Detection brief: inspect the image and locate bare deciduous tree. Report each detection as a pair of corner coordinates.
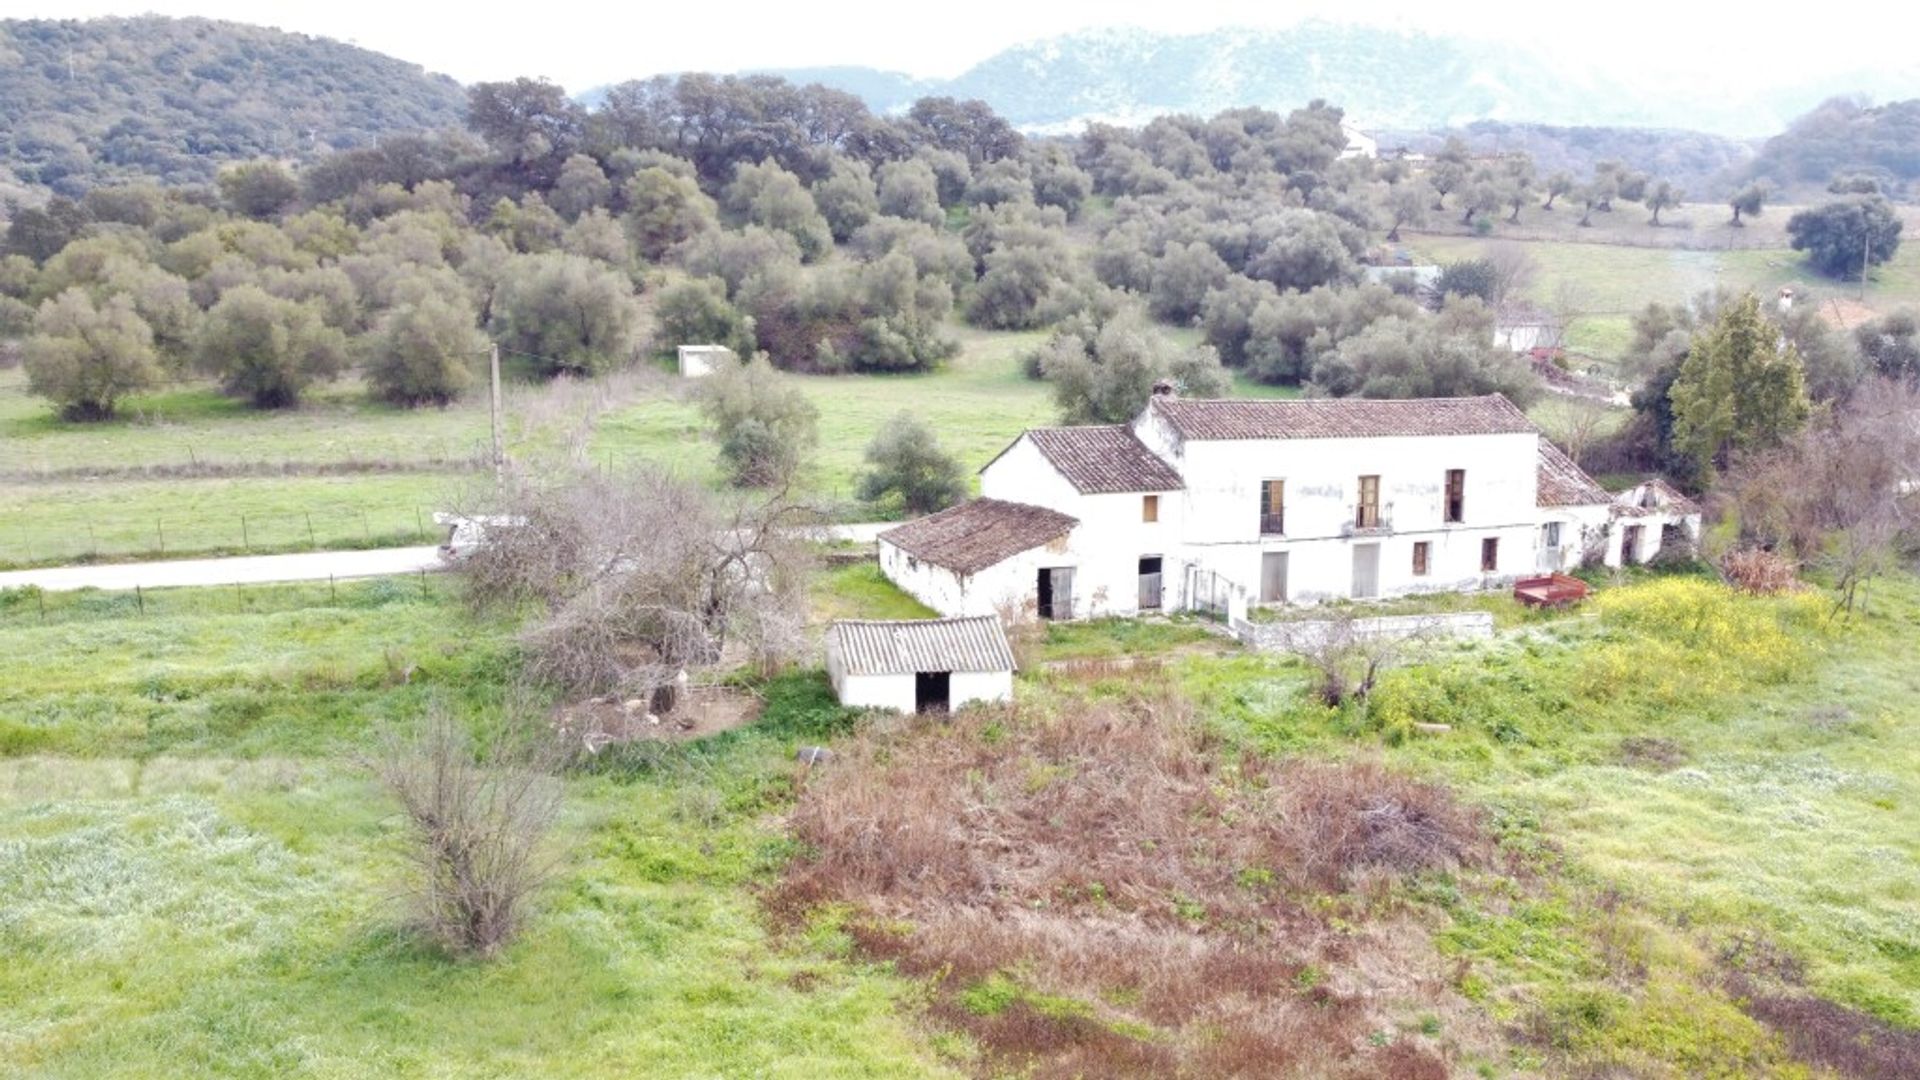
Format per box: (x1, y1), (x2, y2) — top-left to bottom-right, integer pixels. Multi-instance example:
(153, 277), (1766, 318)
(369, 705), (563, 957)
(1724, 377), (1920, 614)
(1282, 609), (1440, 709)
(455, 464), (813, 698)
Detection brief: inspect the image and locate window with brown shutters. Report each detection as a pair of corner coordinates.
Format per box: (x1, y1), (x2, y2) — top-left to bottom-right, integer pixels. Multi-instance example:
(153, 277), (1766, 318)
(1356, 475), (1381, 529)
(1412, 541), (1430, 576)
(1259, 480), (1285, 535)
(1445, 469), (1466, 523)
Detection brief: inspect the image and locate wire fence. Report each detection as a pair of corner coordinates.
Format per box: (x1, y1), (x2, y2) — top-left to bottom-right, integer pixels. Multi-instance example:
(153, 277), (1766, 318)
(0, 505), (446, 568)
(0, 573), (451, 628)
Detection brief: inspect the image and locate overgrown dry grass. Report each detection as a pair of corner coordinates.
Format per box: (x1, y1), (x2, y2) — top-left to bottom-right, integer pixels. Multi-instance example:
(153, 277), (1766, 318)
(773, 696), (1490, 1078)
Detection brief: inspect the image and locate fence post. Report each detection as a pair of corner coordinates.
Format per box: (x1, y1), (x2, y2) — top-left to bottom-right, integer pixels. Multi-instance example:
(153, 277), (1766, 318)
(306, 512), (316, 549)
(37, 590), (46, 622)
(156, 519), (165, 555)
(241, 514), (250, 552)
(361, 510), (371, 544)
(329, 574), (337, 604)
(415, 507), (425, 541)
(136, 584), (144, 616)
(419, 569), (429, 598)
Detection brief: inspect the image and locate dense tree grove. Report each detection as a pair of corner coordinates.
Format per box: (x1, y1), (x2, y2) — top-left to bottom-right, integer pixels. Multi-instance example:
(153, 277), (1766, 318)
(12, 60), (1891, 459)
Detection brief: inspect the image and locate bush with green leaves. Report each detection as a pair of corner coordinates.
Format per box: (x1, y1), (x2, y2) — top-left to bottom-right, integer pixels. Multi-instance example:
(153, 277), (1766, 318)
(723, 159), (833, 262)
(656, 276), (756, 359)
(697, 352), (819, 487)
(194, 284), (348, 408)
(488, 252), (640, 377)
(856, 412), (967, 514)
(1041, 307), (1230, 423)
(622, 165), (718, 261)
(1787, 196), (1903, 280)
(363, 284), (485, 406)
(23, 288), (163, 420)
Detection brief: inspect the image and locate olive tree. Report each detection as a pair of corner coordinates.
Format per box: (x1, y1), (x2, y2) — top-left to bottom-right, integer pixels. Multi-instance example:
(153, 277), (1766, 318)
(698, 352), (819, 487)
(856, 411), (967, 514)
(194, 285), (348, 408)
(489, 253), (641, 376)
(623, 166), (718, 261)
(364, 285), (486, 406)
(655, 275), (756, 358)
(24, 288), (163, 420)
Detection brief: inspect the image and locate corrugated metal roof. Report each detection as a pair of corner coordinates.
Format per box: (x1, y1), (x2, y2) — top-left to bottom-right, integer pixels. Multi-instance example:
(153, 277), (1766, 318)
(1149, 394), (1538, 441)
(878, 498), (1078, 575)
(1537, 440), (1612, 507)
(830, 617), (1016, 676)
(1019, 426), (1185, 494)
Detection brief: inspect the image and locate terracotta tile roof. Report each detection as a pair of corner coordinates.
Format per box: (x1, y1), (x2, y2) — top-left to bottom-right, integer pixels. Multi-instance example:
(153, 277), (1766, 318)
(878, 498), (1078, 576)
(1615, 477), (1701, 517)
(829, 616), (1016, 676)
(1537, 440), (1612, 507)
(1148, 394), (1537, 441)
(1016, 426), (1185, 494)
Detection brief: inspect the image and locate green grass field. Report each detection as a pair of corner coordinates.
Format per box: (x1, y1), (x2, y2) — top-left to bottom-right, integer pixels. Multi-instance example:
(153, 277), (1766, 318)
(0, 578), (956, 1077)
(0, 326), (1072, 564)
(1183, 573), (1920, 1040)
(4, 566), (1917, 1075)
(1409, 226), (1920, 367)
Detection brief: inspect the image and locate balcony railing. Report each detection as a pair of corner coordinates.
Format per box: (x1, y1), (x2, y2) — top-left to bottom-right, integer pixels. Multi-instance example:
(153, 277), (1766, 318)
(1258, 512), (1286, 536)
(1340, 502), (1394, 537)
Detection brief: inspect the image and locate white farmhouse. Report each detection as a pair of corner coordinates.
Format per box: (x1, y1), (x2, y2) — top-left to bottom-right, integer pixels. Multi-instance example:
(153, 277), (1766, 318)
(1339, 124), (1378, 160)
(878, 391), (1700, 622)
(826, 617), (1016, 713)
(676, 344), (734, 378)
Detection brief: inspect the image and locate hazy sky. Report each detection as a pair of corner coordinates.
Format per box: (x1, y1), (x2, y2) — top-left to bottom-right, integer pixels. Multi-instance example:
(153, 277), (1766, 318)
(27, 1), (1920, 92)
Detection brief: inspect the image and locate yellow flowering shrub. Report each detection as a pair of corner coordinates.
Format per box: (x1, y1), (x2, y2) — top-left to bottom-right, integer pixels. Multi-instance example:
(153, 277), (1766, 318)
(1585, 578), (1818, 695)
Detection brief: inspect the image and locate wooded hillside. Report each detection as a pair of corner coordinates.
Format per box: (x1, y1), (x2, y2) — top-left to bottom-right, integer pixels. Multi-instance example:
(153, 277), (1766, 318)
(0, 16), (467, 194)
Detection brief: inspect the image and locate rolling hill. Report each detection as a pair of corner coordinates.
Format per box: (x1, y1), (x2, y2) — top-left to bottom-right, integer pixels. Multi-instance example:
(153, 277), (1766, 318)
(751, 22), (1919, 139)
(0, 16), (468, 194)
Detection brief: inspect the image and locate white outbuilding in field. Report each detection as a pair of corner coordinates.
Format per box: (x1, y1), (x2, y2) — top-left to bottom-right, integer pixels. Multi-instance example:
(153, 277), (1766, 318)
(826, 616), (1016, 714)
(677, 344), (735, 378)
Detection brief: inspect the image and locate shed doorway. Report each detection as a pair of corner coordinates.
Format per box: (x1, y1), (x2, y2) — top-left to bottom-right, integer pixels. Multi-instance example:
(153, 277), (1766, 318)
(1622, 524), (1645, 565)
(914, 671), (950, 714)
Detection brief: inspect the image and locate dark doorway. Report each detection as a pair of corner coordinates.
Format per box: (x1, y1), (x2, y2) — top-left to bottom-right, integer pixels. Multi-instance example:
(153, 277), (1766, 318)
(1036, 567), (1074, 620)
(914, 671), (950, 714)
(1622, 525), (1645, 565)
(1138, 556), (1163, 610)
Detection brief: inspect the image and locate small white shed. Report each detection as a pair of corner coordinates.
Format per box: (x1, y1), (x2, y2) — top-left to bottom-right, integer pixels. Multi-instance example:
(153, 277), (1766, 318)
(677, 344), (735, 378)
(826, 616), (1016, 714)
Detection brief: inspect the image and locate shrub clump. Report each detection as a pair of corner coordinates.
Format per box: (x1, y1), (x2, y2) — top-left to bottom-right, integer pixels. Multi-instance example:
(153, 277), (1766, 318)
(773, 696), (1484, 1078)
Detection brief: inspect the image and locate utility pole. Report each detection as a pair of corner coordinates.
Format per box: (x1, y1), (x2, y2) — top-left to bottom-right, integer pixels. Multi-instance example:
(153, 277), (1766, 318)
(488, 342), (504, 486)
(1860, 231), (1871, 302)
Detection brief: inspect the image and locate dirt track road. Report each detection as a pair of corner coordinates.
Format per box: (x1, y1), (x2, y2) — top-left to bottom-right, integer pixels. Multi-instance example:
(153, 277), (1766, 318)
(0, 523), (896, 594)
(0, 546), (444, 593)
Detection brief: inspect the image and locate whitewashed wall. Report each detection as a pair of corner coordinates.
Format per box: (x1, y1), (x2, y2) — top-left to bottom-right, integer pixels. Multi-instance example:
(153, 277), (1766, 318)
(828, 668), (1012, 713)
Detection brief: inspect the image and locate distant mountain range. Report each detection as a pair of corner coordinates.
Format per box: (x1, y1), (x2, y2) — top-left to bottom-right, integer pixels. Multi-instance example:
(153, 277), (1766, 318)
(740, 23), (1920, 139)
